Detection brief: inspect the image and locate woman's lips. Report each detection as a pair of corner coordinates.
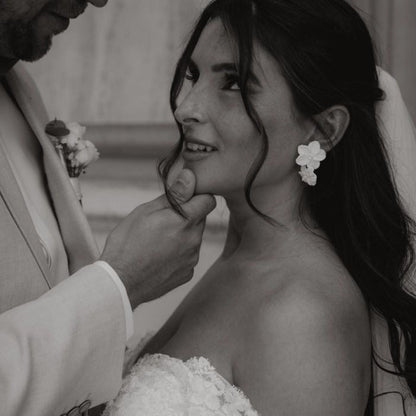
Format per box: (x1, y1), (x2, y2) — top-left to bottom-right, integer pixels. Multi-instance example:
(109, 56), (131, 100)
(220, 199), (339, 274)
(182, 148), (217, 162)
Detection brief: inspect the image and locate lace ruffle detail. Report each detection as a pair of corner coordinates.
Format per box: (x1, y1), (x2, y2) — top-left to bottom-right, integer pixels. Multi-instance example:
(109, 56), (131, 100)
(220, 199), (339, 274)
(104, 354), (259, 416)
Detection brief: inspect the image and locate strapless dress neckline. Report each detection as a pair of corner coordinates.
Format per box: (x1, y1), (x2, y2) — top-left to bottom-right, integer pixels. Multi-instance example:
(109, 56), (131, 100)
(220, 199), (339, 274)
(104, 353), (259, 415)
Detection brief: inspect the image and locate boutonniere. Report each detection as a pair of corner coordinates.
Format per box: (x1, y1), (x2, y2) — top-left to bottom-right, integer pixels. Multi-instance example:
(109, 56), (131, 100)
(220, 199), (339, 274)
(45, 119), (99, 203)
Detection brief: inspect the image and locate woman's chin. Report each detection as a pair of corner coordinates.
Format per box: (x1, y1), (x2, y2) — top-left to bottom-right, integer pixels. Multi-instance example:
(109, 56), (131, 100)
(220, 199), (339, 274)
(194, 184), (218, 196)
(192, 179), (223, 196)
(183, 167), (216, 195)
(183, 165), (233, 196)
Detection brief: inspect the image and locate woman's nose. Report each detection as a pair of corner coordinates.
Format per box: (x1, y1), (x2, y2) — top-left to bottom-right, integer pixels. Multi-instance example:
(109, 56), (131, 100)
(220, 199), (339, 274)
(174, 93), (205, 126)
(88, 0), (108, 7)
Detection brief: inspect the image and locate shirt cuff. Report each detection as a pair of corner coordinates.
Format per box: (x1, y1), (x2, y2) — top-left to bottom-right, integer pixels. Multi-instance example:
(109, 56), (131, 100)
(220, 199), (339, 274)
(94, 260), (134, 342)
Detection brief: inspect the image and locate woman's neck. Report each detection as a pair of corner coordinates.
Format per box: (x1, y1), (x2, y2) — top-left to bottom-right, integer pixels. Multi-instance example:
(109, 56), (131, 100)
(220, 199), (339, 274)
(221, 181), (319, 261)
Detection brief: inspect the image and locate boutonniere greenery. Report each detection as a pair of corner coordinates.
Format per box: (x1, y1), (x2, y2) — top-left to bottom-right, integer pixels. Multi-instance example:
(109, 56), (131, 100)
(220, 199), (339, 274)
(45, 119), (99, 202)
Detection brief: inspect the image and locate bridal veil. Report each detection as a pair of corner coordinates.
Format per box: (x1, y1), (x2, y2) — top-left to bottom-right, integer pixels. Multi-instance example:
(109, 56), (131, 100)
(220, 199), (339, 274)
(373, 68), (416, 415)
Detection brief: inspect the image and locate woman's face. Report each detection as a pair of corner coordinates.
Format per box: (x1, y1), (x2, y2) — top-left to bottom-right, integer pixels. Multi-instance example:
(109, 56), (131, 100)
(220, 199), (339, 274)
(175, 19), (313, 199)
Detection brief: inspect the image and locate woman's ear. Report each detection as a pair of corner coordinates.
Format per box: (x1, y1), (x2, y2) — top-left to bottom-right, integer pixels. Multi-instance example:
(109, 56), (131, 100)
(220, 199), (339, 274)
(313, 105), (350, 151)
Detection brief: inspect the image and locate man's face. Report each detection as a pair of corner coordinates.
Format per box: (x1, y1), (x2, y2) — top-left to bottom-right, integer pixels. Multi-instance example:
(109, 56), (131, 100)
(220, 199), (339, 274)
(0, 0), (107, 62)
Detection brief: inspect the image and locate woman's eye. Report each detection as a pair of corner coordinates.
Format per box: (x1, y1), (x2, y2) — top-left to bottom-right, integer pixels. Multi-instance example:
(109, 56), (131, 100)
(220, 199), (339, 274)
(185, 71), (193, 81)
(223, 74), (240, 91)
(185, 69), (198, 84)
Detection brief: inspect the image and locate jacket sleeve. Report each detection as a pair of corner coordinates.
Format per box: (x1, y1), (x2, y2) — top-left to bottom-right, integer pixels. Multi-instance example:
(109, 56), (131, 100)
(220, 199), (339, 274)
(0, 263), (126, 416)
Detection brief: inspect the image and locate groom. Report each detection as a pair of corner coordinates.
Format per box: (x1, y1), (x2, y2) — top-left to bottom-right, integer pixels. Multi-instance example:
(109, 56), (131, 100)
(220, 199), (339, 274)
(0, 1), (215, 415)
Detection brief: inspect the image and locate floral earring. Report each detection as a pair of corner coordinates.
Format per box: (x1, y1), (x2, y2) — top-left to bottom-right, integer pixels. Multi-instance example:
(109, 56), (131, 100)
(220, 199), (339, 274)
(295, 141), (326, 186)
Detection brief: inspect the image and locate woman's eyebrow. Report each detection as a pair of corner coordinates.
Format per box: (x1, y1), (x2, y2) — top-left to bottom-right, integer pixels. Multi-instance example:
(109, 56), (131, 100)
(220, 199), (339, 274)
(188, 60), (236, 73)
(211, 62), (238, 72)
(211, 62), (260, 86)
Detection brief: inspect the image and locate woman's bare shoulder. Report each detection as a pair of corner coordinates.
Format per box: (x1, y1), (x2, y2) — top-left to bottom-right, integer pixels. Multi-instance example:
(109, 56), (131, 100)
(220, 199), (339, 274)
(234, 258), (372, 415)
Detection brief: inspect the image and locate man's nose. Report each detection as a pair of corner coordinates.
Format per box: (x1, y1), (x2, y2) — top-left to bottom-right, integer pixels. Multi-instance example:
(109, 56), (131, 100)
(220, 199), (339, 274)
(87, 0), (108, 7)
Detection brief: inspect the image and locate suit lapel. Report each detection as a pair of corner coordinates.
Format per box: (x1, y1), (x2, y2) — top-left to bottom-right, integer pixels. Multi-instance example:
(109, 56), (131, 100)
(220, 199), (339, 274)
(0, 137), (52, 287)
(5, 63), (99, 274)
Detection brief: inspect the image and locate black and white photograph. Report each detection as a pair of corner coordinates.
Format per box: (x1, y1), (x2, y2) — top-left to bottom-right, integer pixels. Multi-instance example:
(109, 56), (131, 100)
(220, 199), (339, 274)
(1, 0), (416, 415)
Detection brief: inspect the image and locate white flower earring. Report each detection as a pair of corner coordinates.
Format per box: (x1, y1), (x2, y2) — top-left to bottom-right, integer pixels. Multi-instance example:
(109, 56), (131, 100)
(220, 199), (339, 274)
(295, 141), (326, 186)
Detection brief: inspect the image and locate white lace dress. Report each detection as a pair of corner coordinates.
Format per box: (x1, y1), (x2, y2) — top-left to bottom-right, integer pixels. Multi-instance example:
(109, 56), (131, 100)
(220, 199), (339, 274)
(103, 354), (259, 416)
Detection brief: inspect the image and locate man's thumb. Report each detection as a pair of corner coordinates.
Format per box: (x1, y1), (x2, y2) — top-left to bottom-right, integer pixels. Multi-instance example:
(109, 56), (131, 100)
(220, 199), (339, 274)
(168, 169), (196, 203)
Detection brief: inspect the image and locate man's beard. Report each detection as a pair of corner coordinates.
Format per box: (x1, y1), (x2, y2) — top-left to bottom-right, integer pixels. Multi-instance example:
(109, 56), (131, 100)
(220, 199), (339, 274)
(4, 0), (88, 62)
(6, 19), (53, 62)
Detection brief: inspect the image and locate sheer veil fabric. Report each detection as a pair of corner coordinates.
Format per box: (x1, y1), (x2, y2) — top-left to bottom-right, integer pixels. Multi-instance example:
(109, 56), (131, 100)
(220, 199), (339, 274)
(373, 68), (416, 415)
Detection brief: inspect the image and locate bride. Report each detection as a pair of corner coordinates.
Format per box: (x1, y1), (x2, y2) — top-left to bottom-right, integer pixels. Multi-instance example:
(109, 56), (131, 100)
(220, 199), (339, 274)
(104, 0), (416, 414)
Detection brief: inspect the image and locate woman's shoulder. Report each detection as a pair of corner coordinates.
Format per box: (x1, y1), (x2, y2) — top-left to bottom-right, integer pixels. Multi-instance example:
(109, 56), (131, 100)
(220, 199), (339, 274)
(246, 253), (370, 350)
(234, 259), (372, 414)
(252, 271), (369, 342)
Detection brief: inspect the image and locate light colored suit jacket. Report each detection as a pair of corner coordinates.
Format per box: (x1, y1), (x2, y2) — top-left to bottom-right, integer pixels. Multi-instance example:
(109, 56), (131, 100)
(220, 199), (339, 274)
(0, 63), (126, 415)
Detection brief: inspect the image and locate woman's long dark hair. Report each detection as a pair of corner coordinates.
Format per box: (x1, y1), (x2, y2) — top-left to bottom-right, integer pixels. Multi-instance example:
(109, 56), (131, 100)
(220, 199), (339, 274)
(159, 0), (416, 412)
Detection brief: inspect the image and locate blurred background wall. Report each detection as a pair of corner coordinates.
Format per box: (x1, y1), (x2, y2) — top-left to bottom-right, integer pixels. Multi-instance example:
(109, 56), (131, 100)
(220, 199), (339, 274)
(29, 0), (210, 123)
(27, 0), (416, 123)
(24, 0), (416, 339)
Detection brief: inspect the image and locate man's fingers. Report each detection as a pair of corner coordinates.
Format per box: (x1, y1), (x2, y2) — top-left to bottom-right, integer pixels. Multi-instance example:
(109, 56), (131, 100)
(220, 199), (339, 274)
(168, 169), (196, 204)
(134, 170), (215, 221)
(181, 194), (217, 222)
(145, 194), (169, 211)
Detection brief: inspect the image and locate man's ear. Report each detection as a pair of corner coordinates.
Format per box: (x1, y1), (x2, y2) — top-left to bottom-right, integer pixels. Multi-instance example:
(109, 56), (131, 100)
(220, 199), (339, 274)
(313, 106), (350, 151)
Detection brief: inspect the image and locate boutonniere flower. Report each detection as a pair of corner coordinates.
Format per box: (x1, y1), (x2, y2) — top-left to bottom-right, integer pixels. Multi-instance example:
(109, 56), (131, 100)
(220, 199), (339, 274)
(45, 119), (99, 202)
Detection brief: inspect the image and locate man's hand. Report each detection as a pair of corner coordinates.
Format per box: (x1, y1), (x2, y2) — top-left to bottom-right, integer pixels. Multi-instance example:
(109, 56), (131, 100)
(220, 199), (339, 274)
(100, 169), (216, 309)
